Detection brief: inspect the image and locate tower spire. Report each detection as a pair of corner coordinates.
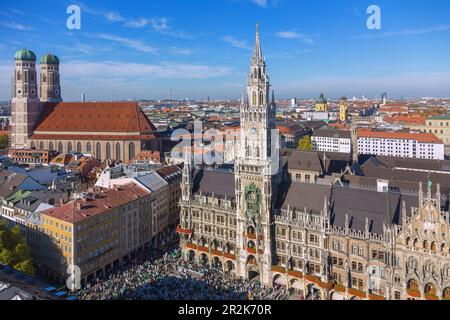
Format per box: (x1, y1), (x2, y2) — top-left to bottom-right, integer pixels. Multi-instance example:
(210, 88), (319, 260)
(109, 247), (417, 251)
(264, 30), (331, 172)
(253, 23), (263, 62)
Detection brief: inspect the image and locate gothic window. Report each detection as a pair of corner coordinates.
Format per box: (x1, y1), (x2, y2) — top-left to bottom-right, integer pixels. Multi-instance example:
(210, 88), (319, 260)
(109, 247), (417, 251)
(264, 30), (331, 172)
(116, 143), (121, 161)
(67, 142), (73, 153)
(17, 71), (21, 81)
(30, 141), (35, 149)
(42, 74), (47, 82)
(407, 279), (419, 290)
(86, 142), (92, 152)
(258, 68), (261, 79)
(96, 142), (102, 160)
(259, 91), (264, 105)
(256, 146), (260, 158)
(57, 142), (63, 153)
(129, 142), (136, 161)
(49, 142), (54, 151)
(106, 142), (111, 160)
(39, 142), (44, 150)
(252, 91), (257, 106)
(424, 283), (436, 295)
(76, 142), (82, 153)
(431, 242), (437, 253)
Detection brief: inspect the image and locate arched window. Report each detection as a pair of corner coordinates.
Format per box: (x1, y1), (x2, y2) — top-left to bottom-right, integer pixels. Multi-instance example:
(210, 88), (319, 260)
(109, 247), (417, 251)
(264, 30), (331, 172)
(259, 91), (264, 105)
(105, 143), (111, 160)
(49, 142), (54, 151)
(115, 143), (121, 161)
(96, 143), (102, 160)
(128, 142), (136, 161)
(406, 237), (411, 247)
(39, 142), (44, 150)
(57, 142), (63, 153)
(86, 142), (92, 153)
(444, 288), (450, 300)
(431, 242), (437, 253)
(30, 141), (36, 149)
(42, 73), (47, 83)
(76, 142), (82, 153)
(407, 279), (419, 290)
(17, 71), (21, 81)
(425, 283), (436, 295)
(67, 142), (73, 153)
(252, 91), (257, 106)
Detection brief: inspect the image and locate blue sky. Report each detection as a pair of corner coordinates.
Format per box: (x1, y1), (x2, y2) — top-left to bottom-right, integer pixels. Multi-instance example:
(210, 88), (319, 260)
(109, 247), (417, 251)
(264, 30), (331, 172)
(1, 0), (450, 101)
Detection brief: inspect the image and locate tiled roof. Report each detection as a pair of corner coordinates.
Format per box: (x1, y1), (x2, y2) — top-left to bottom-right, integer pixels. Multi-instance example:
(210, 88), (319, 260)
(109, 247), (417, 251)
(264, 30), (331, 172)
(358, 129), (443, 144)
(33, 102), (157, 133)
(30, 134), (156, 141)
(42, 184), (149, 223)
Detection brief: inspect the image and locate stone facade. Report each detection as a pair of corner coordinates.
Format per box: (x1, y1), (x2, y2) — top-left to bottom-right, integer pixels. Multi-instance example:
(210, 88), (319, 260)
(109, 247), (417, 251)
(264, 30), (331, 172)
(177, 25), (450, 300)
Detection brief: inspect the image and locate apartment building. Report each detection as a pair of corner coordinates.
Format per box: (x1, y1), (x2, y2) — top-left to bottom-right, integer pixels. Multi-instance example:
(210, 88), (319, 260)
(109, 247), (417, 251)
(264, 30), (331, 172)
(312, 129), (351, 154)
(40, 184), (151, 285)
(358, 129), (444, 160)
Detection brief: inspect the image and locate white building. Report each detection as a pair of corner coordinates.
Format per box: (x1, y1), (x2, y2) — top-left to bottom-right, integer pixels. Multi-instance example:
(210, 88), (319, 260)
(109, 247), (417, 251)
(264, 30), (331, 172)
(357, 129), (445, 160)
(312, 129), (351, 153)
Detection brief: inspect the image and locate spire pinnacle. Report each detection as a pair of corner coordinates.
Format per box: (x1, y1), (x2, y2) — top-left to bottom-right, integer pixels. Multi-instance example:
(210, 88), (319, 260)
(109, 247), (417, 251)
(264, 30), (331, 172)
(253, 23), (263, 62)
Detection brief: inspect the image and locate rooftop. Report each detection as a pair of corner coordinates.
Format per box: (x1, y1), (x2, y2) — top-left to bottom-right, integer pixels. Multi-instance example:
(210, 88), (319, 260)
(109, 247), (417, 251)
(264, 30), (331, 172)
(358, 128), (443, 144)
(42, 184), (149, 223)
(33, 102), (157, 134)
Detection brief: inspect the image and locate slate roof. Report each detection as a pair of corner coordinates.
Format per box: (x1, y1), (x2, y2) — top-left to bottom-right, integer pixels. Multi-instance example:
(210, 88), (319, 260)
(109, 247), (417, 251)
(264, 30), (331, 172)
(192, 168), (235, 199)
(329, 185), (419, 234)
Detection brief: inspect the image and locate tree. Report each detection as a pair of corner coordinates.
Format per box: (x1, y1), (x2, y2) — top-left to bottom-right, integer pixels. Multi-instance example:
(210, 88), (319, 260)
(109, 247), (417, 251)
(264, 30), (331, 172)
(0, 221), (35, 275)
(298, 135), (313, 151)
(0, 135), (8, 149)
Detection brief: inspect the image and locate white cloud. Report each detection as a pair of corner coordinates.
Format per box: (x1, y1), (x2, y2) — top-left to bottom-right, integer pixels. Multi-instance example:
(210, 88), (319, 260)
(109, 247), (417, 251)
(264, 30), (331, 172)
(251, 0), (268, 7)
(59, 61), (231, 80)
(276, 30), (315, 45)
(354, 24), (450, 39)
(88, 33), (159, 54)
(222, 36), (252, 50)
(0, 21), (33, 31)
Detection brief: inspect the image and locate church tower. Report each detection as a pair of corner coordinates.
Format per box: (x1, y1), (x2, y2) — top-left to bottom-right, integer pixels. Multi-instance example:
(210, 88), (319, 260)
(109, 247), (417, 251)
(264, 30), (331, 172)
(235, 24), (278, 285)
(315, 92), (328, 112)
(339, 96), (348, 122)
(39, 53), (62, 102)
(11, 49), (41, 149)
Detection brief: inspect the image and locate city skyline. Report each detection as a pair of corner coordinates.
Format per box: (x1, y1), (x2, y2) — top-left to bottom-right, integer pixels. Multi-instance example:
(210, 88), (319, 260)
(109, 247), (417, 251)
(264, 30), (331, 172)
(1, 0), (450, 101)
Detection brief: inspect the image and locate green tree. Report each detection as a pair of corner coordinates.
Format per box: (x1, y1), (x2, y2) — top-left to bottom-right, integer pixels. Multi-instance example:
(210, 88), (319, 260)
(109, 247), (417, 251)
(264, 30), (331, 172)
(0, 221), (35, 275)
(298, 135), (313, 151)
(0, 135), (8, 149)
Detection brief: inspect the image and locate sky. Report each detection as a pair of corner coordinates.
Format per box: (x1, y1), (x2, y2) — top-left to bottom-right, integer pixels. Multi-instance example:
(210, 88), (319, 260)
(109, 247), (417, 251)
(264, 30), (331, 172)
(1, 0), (450, 101)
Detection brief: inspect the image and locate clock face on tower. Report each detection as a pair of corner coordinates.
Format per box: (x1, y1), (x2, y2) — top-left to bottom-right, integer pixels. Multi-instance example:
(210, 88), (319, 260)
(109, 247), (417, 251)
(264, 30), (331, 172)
(250, 127), (258, 135)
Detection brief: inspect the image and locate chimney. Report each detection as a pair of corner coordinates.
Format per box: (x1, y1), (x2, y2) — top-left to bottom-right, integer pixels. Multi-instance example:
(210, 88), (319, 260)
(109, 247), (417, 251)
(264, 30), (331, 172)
(377, 179), (389, 193)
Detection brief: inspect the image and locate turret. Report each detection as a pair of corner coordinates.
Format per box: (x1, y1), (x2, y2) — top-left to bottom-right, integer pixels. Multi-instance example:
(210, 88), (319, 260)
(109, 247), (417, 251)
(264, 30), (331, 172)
(11, 48), (41, 149)
(40, 53), (61, 102)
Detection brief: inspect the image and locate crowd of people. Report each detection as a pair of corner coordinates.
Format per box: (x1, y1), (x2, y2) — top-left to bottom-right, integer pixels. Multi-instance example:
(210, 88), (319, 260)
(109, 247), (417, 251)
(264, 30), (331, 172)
(77, 250), (286, 300)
